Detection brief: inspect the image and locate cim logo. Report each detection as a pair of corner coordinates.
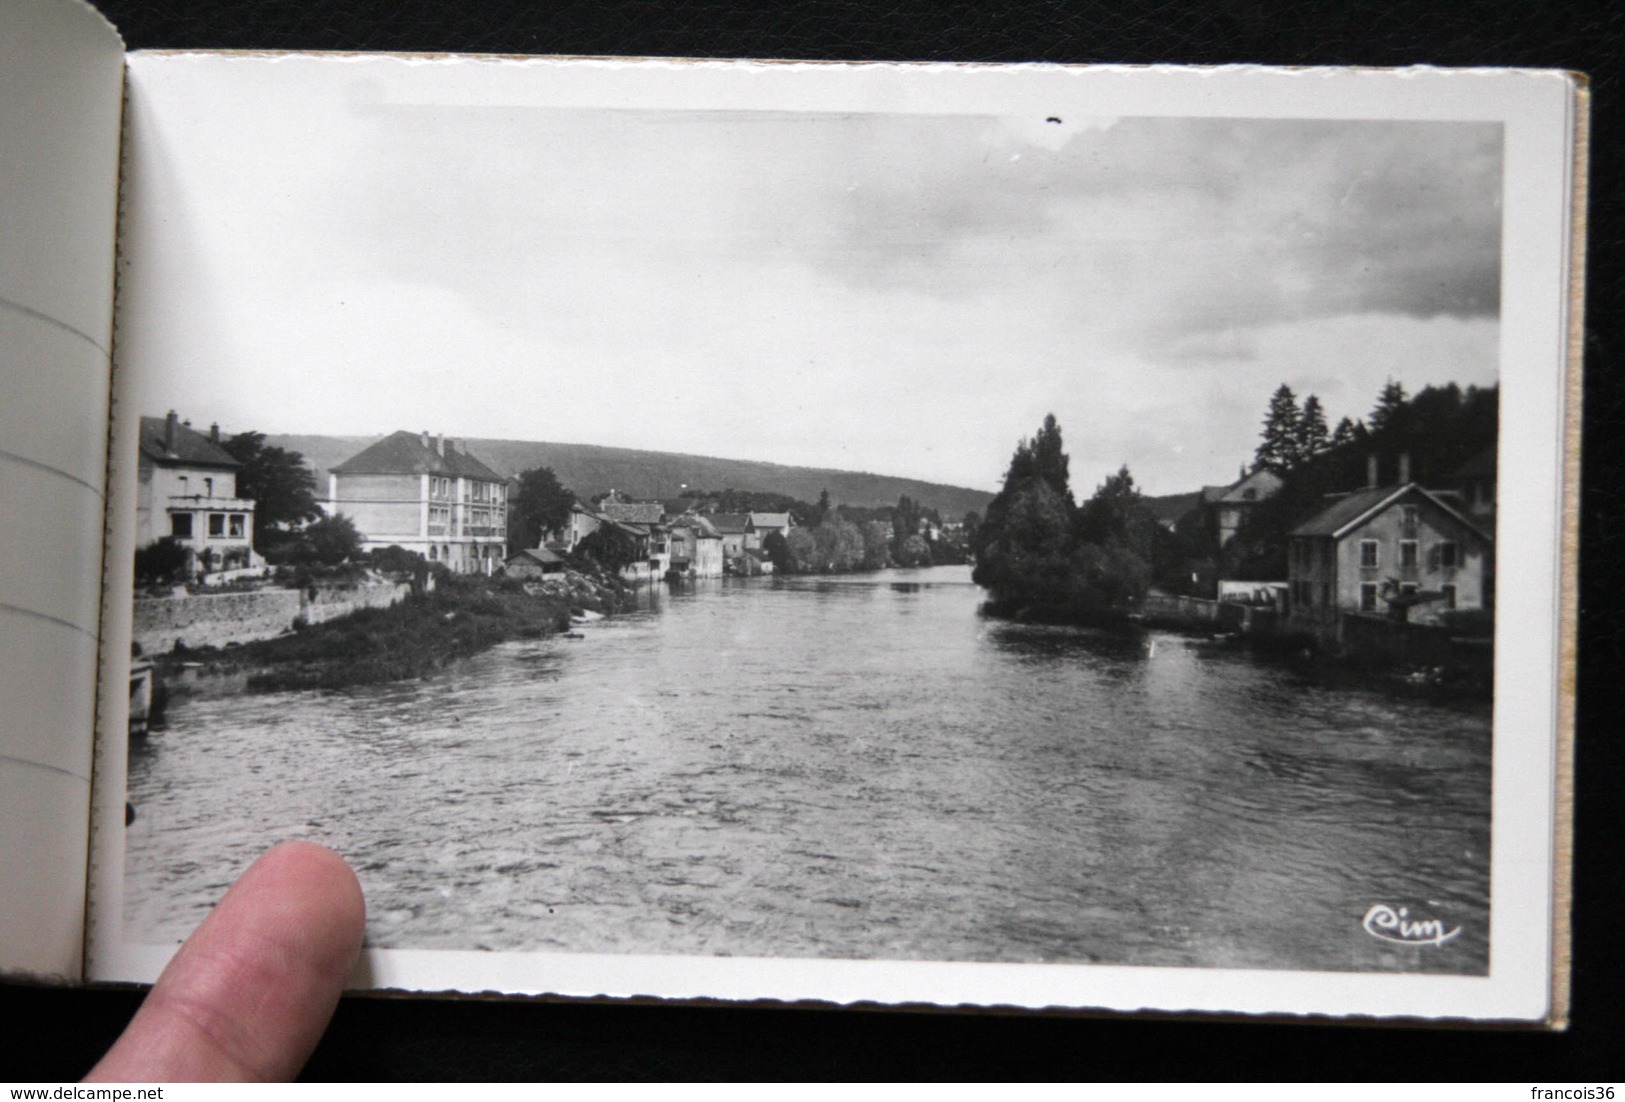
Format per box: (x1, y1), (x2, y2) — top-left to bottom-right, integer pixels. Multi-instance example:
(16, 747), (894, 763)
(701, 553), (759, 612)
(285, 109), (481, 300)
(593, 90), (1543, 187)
(1361, 903), (1461, 947)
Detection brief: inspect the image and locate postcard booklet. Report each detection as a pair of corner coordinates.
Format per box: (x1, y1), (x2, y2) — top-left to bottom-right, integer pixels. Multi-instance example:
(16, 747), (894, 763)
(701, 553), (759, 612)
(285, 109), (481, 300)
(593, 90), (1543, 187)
(0, 0), (1585, 1025)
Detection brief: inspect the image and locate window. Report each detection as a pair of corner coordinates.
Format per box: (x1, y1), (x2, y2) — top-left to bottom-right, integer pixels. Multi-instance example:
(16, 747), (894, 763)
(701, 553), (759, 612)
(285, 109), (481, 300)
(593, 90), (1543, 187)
(1360, 540), (1379, 568)
(229, 514), (245, 538)
(1441, 584), (1457, 610)
(1243, 488), (1257, 501)
(1400, 540), (1419, 568)
(208, 513), (225, 537)
(170, 513), (193, 538)
(177, 476), (189, 496)
(1360, 583), (1378, 612)
(1438, 541), (1460, 568)
(203, 477), (214, 497)
(1401, 505), (1419, 535)
(429, 545), (438, 561)
(1400, 583), (1418, 598)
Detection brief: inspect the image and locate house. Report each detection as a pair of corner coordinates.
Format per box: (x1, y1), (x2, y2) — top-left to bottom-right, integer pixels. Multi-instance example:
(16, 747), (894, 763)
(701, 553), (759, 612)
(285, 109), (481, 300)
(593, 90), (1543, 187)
(323, 430), (508, 574)
(1286, 482), (1492, 629)
(746, 511), (794, 550)
(560, 501), (608, 550)
(136, 412), (258, 578)
(599, 494), (671, 576)
(503, 546), (567, 578)
(667, 514), (724, 577)
(709, 513), (751, 560)
(1199, 467), (1283, 548)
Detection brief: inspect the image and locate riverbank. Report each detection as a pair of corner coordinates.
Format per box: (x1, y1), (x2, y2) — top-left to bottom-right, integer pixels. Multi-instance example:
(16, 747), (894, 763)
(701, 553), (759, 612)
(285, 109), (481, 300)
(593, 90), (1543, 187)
(153, 568), (634, 695)
(982, 589), (1492, 701)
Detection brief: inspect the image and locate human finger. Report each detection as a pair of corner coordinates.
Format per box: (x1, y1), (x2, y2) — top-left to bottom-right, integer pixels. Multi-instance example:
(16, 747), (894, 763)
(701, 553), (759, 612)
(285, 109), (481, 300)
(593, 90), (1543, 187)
(85, 840), (365, 1082)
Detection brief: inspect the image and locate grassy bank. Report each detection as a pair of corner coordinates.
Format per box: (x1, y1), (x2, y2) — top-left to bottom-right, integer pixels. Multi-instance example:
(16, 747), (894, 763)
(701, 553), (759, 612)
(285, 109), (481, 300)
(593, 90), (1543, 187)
(157, 571), (632, 693)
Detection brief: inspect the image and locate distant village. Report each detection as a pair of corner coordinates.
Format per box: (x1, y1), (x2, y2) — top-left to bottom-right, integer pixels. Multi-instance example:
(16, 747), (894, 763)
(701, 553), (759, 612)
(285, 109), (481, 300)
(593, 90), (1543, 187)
(133, 374), (1496, 681)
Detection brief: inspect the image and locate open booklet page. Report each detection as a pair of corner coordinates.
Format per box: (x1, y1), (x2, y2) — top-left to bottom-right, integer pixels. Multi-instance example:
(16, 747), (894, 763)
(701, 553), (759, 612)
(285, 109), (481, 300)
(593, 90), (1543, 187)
(0, 0), (124, 981)
(89, 52), (1580, 1021)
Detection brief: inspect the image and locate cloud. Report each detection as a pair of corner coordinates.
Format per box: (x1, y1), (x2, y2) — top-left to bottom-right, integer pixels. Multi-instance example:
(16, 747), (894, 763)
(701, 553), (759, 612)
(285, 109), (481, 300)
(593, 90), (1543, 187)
(122, 59), (1504, 499)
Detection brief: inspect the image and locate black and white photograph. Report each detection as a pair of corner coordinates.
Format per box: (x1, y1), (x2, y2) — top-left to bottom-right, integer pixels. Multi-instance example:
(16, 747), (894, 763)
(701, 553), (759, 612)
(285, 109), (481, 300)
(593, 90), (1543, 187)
(89, 55), (1576, 1020)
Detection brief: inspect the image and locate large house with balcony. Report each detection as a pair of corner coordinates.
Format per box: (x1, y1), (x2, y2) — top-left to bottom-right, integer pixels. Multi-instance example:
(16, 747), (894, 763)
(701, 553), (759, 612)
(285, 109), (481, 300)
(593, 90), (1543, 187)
(323, 431), (508, 574)
(136, 412), (258, 577)
(1286, 482), (1491, 630)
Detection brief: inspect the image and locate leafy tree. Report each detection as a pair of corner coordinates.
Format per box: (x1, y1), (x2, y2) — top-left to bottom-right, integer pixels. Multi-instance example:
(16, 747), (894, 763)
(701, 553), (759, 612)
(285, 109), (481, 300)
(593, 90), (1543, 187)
(762, 531), (794, 572)
(1297, 395), (1330, 462)
(1254, 385), (1302, 472)
(895, 534), (931, 567)
(1075, 465), (1150, 552)
(860, 520), (893, 570)
(508, 467), (575, 553)
(367, 545), (427, 574)
(575, 525), (640, 573)
(303, 513), (364, 565)
(971, 476), (1077, 606)
(223, 432), (322, 552)
(135, 537), (188, 586)
(784, 526), (818, 573)
(814, 489), (832, 526)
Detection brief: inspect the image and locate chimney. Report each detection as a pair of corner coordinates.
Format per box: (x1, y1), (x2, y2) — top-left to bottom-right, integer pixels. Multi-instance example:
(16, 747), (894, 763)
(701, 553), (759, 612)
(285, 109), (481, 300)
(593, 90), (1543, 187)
(1398, 452), (1411, 485)
(436, 434), (445, 456)
(420, 430), (430, 450)
(164, 411), (178, 451)
(1366, 453), (1379, 489)
(209, 422), (220, 445)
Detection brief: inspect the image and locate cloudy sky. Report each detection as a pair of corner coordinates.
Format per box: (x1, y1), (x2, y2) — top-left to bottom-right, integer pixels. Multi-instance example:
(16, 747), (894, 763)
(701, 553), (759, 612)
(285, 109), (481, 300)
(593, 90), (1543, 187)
(119, 59), (1501, 497)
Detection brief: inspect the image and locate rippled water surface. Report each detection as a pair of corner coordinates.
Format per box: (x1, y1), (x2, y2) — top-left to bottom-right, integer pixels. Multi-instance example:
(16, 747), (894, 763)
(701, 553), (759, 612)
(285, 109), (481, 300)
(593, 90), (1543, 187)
(126, 566), (1490, 972)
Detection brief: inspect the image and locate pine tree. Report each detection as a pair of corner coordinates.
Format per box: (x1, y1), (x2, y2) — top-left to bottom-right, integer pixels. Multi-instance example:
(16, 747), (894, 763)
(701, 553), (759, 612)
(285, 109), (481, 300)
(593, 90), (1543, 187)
(1296, 394), (1330, 463)
(1369, 379), (1408, 436)
(1254, 384), (1302, 472)
(1004, 413), (1071, 500)
(1330, 415), (1361, 449)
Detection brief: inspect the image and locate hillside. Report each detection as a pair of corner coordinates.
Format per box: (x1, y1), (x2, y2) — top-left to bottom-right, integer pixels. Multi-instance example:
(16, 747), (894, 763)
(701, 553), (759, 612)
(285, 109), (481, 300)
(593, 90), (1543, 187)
(270, 434), (995, 519)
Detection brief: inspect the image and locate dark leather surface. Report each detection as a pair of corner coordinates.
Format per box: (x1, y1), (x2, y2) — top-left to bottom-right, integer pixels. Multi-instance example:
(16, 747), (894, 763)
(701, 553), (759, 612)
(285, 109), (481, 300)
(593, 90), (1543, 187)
(7, 0), (1622, 1082)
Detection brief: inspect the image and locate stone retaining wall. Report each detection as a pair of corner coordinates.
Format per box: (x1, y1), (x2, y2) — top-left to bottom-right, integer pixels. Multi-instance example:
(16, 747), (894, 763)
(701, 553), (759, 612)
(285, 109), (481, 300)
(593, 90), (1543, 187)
(133, 579), (410, 654)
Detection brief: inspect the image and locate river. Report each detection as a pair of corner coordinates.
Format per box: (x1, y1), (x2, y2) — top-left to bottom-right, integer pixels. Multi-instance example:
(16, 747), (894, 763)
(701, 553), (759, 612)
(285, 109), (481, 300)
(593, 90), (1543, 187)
(125, 565), (1490, 973)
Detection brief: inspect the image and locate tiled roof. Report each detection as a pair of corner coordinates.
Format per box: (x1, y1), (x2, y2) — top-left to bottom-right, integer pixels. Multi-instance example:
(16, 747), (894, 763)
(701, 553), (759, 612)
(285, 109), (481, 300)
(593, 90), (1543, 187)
(138, 415), (240, 470)
(1289, 484), (1490, 543)
(748, 512), (793, 529)
(709, 513), (750, 534)
(330, 431), (503, 481)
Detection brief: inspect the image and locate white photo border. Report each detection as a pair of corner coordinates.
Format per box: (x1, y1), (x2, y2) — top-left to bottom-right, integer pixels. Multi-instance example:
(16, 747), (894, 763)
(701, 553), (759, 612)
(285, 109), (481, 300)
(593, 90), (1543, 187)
(89, 55), (1581, 1023)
